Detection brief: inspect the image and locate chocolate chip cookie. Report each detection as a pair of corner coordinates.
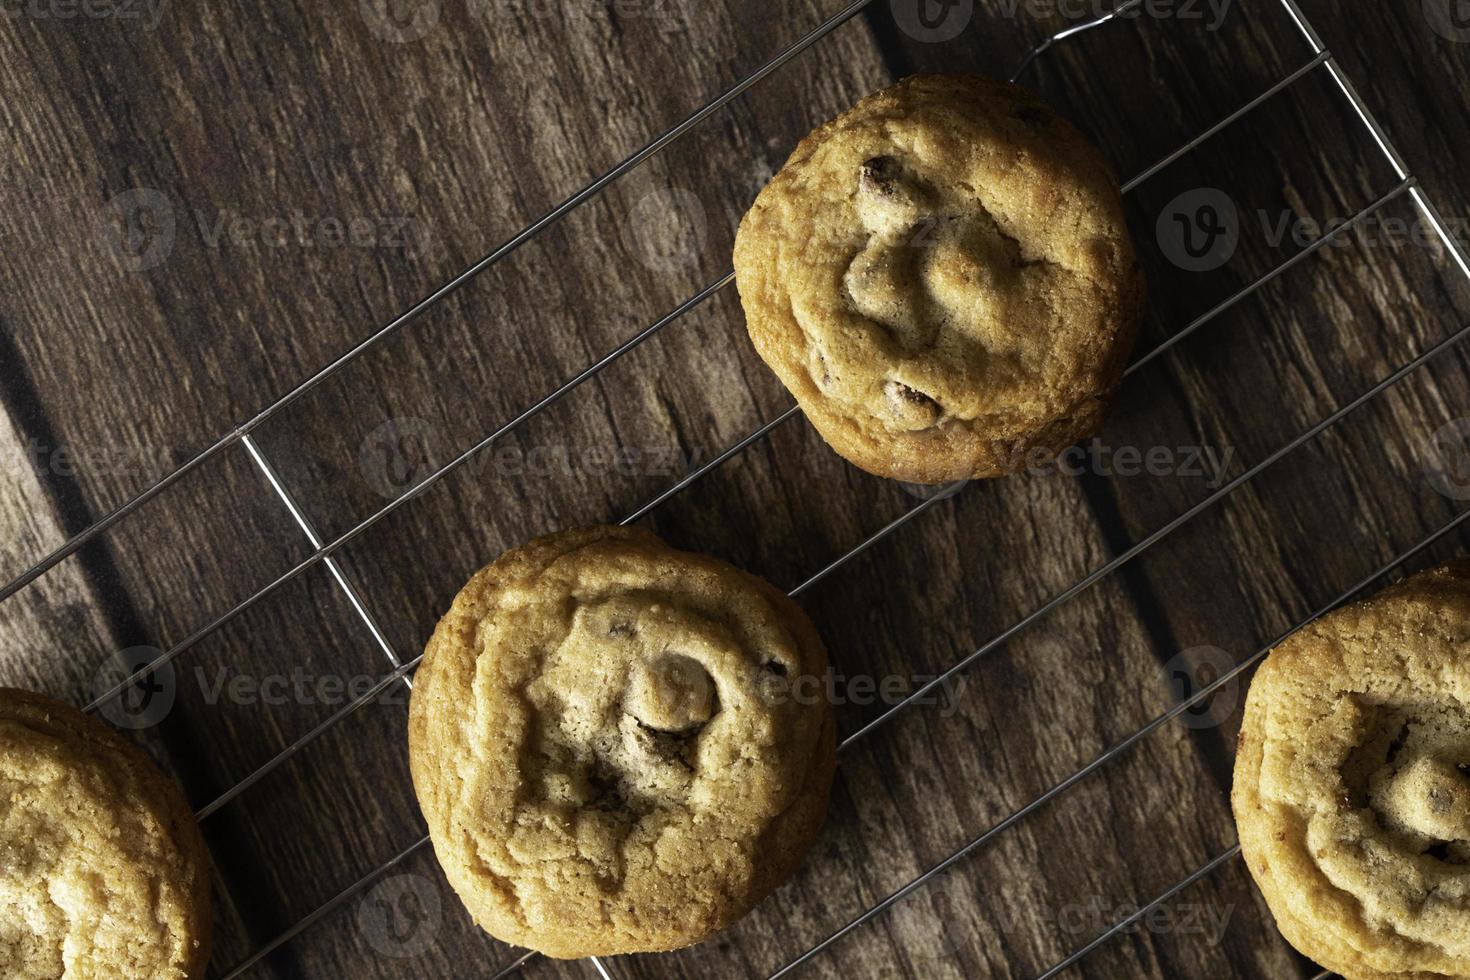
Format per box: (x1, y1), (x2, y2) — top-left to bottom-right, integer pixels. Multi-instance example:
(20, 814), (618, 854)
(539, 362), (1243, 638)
(734, 74), (1145, 483)
(0, 688), (212, 979)
(407, 526), (836, 957)
(1233, 563), (1470, 979)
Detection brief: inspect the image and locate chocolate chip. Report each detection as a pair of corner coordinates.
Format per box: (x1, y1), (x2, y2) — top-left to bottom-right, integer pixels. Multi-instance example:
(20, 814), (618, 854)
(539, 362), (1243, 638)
(587, 763), (627, 811)
(859, 155), (899, 196)
(1385, 724), (1409, 763)
(761, 659), (789, 678)
(608, 622), (636, 638)
(891, 382), (932, 405)
(883, 380), (942, 429)
(634, 717), (702, 771)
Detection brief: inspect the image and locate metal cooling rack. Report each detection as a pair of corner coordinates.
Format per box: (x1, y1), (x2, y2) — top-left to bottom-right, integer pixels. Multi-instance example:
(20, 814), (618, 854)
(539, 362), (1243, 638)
(10, 0), (1470, 977)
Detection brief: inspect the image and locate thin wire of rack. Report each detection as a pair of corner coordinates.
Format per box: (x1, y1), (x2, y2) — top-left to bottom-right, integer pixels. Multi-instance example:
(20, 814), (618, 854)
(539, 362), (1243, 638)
(6, 0), (1466, 978)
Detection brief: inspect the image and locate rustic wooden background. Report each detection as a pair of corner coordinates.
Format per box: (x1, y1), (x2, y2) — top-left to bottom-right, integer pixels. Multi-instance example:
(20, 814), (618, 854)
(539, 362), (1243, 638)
(3, 0), (1469, 977)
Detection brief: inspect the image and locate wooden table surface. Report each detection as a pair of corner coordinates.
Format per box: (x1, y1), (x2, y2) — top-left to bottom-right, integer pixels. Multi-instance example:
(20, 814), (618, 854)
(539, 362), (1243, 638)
(3, 0), (1469, 977)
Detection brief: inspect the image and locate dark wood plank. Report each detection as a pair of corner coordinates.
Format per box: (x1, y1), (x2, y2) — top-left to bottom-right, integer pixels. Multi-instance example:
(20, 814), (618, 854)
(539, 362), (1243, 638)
(2, 0), (1468, 978)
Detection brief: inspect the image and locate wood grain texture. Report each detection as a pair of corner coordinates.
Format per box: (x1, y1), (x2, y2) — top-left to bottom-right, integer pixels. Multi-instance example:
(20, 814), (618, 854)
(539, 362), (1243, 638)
(1, 0), (1468, 977)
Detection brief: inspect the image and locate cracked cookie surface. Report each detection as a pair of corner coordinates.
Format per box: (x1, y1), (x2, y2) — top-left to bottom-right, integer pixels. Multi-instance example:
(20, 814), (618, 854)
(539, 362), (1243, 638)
(0, 688), (211, 979)
(734, 74), (1145, 483)
(407, 526), (836, 957)
(1233, 563), (1470, 980)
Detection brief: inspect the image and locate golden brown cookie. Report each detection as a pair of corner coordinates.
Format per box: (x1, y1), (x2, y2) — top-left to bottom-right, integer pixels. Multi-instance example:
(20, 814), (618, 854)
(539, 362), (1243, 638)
(407, 526), (836, 958)
(733, 74), (1145, 484)
(0, 688), (211, 979)
(1233, 563), (1470, 980)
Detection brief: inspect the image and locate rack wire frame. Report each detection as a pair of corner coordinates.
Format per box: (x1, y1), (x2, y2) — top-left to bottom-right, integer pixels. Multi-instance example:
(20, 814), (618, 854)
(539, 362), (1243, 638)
(6, 0), (1469, 977)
